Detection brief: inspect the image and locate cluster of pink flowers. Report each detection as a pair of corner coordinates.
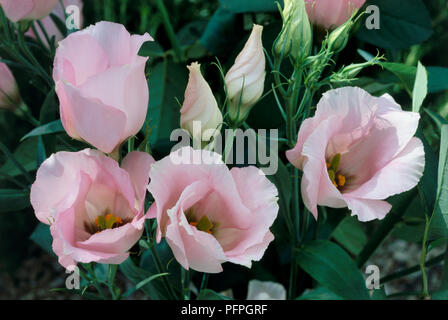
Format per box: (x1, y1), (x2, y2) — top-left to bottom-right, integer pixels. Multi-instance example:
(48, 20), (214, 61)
(0, 0), (425, 274)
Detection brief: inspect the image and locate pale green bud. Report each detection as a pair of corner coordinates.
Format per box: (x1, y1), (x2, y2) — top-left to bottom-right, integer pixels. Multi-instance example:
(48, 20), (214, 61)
(274, 0), (312, 64)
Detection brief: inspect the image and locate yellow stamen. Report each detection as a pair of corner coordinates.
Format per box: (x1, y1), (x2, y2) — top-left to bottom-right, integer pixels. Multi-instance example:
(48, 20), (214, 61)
(337, 174), (346, 187)
(95, 213), (123, 231)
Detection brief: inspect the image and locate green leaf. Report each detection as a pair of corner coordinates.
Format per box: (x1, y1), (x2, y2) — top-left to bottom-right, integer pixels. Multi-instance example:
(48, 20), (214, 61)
(146, 60), (188, 145)
(425, 109), (448, 129)
(0, 189), (30, 213)
(427, 67), (448, 93)
(356, 0), (432, 49)
(200, 8), (236, 55)
(428, 125), (448, 238)
(0, 138), (39, 177)
(381, 62), (416, 94)
(119, 257), (172, 300)
(30, 223), (53, 255)
(138, 41), (165, 59)
(331, 216), (367, 256)
(197, 289), (233, 300)
(295, 240), (370, 300)
(220, 0), (280, 13)
(412, 62), (428, 113)
(136, 273), (169, 290)
(296, 286), (343, 300)
(21, 120), (64, 142)
(267, 159), (291, 243)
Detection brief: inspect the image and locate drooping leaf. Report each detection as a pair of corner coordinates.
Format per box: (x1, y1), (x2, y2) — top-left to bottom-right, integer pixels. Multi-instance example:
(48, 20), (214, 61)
(428, 125), (448, 238)
(295, 240), (370, 300)
(296, 286), (343, 300)
(331, 216), (367, 256)
(21, 120), (64, 142)
(357, 0), (432, 49)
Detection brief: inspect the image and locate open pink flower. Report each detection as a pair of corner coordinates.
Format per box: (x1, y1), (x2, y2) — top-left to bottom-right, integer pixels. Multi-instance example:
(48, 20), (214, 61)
(53, 21), (152, 154)
(0, 62), (21, 110)
(27, 0), (84, 48)
(30, 149), (154, 269)
(147, 147), (279, 273)
(305, 0), (366, 29)
(0, 0), (59, 22)
(286, 87), (425, 222)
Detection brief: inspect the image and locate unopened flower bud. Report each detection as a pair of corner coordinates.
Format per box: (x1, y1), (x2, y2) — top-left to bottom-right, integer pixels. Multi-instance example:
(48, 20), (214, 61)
(0, 62), (21, 111)
(327, 13), (357, 53)
(225, 24), (266, 125)
(274, 0), (312, 64)
(180, 62), (223, 146)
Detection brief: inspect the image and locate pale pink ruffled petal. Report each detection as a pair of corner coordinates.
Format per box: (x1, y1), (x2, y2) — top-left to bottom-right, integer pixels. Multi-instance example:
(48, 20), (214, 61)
(121, 151), (155, 209)
(56, 82), (127, 153)
(346, 137), (425, 199)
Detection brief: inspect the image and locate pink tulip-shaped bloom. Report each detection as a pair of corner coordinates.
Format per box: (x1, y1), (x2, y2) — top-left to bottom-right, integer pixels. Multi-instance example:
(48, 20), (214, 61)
(0, 62), (21, 110)
(30, 149), (155, 269)
(0, 0), (59, 22)
(27, 0), (84, 48)
(53, 21), (152, 154)
(147, 147), (279, 273)
(286, 87), (425, 222)
(305, 0), (366, 29)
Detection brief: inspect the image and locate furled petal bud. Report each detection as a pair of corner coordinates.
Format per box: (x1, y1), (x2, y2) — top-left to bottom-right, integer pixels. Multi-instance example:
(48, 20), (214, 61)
(0, 62), (21, 110)
(274, 0), (312, 64)
(180, 62), (223, 146)
(225, 24), (266, 125)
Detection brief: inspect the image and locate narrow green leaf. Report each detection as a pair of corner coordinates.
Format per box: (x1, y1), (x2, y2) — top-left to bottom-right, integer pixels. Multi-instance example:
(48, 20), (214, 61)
(428, 125), (448, 238)
(30, 223), (53, 254)
(21, 120), (64, 141)
(296, 286), (343, 300)
(425, 109), (448, 129)
(136, 273), (169, 290)
(412, 61), (428, 113)
(332, 216), (367, 256)
(197, 289), (233, 300)
(296, 240), (370, 300)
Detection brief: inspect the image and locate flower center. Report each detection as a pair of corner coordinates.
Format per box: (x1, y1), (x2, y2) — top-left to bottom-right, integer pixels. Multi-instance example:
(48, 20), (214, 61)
(326, 153), (347, 189)
(94, 213), (124, 232)
(188, 215), (214, 235)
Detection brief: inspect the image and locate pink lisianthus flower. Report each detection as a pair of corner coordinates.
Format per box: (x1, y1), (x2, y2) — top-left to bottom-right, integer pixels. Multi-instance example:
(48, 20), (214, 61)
(0, 0), (59, 22)
(53, 21), (152, 154)
(286, 87), (425, 222)
(305, 0), (366, 29)
(30, 149), (154, 269)
(147, 147), (279, 273)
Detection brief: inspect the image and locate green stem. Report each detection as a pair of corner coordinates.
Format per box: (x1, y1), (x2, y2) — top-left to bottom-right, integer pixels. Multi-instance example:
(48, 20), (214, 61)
(150, 243), (178, 300)
(85, 263), (107, 299)
(107, 264), (118, 300)
(155, 0), (184, 62)
(419, 215), (431, 298)
(286, 69), (302, 300)
(223, 128), (236, 163)
(181, 268), (191, 300)
(381, 253), (444, 284)
(200, 273), (209, 292)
